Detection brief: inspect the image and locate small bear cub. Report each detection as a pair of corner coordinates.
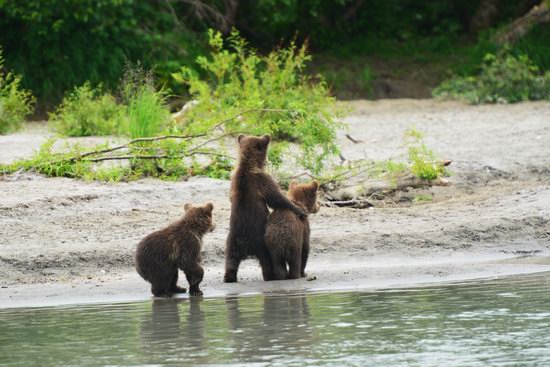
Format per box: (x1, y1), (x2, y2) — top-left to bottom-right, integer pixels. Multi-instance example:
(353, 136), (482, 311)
(265, 180), (320, 280)
(135, 202), (215, 297)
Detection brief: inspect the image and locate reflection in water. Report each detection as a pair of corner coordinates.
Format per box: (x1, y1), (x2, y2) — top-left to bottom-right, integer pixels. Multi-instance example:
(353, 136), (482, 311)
(225, 293), (311, 363)
(1, 273), (550, 366)
(139, 297), (206, 364)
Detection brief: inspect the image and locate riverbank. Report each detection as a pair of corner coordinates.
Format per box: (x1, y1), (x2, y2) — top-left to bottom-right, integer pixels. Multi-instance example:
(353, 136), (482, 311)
(1, 99), (549, 308)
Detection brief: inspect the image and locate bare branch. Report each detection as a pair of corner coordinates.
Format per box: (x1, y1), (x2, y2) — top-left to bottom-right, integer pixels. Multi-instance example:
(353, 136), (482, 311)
(345, 134), (364, 144)
(494, 1), (550, 44)
(84, 151), (235, 163)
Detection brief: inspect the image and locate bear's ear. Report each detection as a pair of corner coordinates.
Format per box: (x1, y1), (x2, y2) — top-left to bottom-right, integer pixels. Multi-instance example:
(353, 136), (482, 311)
(310, 180), (319, 190)
(205, 202), (214, 213)
(289, 180), (299, 190)
(238, 135), (245, 144)
(184, 203), (193, 211)
(262, 134), (271, 145)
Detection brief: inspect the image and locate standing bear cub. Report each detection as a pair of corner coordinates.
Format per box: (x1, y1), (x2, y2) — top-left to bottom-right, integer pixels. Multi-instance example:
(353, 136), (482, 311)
(265, 180), (320, 280)
(135, 202), (215, 297)
(224, 134), (307, 283)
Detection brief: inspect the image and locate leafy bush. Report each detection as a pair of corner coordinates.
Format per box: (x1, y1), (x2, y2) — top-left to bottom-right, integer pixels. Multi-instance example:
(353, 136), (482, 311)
(50, 66), (171, 138)
(404, 128), (445, 180)
(434, 52), (550, 104)
(0, 49), (34, 134)
(173, 30), (345, 174)
(49, 83), (125, 137)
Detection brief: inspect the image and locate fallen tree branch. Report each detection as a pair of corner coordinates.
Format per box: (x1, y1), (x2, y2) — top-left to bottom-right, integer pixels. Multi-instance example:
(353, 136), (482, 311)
(84, 151), (235, 163)
(494, 1), (550, 44)
(73, 108), (291, 163)
(345, 134), (364, 144)
(327, 175), (451, 202)
(69, 134), (201, 162)
(321, 198), (374, 208)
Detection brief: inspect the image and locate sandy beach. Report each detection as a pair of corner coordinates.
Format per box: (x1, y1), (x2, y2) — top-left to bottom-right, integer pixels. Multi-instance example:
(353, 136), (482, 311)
(1, 99), (549, 308)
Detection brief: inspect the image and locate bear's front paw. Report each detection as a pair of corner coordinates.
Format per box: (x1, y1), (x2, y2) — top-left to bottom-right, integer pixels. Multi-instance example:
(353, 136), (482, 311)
(296, 208), (307, 219)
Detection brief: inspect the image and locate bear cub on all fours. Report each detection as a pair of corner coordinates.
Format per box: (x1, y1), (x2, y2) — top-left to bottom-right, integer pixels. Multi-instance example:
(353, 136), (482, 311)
(135, 202), (215, 297)
(265, 180), (320, 280)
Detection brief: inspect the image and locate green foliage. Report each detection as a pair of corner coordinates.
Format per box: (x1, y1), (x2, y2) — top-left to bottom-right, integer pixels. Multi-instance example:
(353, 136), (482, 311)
(0, 48), (35, 134)
(378, 159), (409, 185)
(190, 156), (233, 180)
(434, 52), (550, 104)
(237, 0), (470, 50)
(1, 139), (92, 178)
(173, 29), (345, 174)
(512, 24), (550, 72)
(120, 66), (171, 139)
(316, 63), (375, 99)
(49, 83), (125, 137)
(50, 66), (171, 138)
(404, 128), (444, 180)
(0, 127), (237, 182)
(126, 88), (170, 139)
(0, 0), (202, 104)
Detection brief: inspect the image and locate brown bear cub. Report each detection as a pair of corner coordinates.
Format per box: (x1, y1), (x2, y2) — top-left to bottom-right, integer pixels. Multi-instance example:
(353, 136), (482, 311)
(135, 202), (215, 297)
(265, 180), (320, 280)
(224, 134), (307, 283)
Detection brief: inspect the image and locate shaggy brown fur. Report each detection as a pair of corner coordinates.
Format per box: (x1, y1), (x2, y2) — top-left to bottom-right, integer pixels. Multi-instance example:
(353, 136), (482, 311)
(224, 134), (307, 283)
(135, 203), (215, 297)
(264, 181), (320, 280)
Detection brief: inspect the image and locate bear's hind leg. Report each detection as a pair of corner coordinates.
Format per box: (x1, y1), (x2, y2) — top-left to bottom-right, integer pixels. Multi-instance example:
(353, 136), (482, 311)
(185, 263), (205, 296)
(149, 269), (174, 297)
(224, 237), (242, 283)
(270, 253), (288, 280)
(257, 246), (274, 281)
(287, 246), (302, 280)
(266, 243), (287, 280)
(151, 283), (173, 298)
(169, 270), (187, 293)
(301, 238), (310, 278)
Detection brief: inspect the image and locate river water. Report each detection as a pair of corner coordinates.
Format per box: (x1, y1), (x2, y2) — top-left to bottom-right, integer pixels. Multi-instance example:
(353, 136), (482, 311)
(1, 272), (550, 366)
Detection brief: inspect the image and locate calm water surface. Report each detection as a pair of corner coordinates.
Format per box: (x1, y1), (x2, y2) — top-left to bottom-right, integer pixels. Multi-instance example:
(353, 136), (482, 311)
(1, 273), (550, 366)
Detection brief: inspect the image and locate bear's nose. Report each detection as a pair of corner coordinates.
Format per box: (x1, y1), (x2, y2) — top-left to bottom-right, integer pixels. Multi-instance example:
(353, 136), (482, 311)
(210, 221), (216, 232)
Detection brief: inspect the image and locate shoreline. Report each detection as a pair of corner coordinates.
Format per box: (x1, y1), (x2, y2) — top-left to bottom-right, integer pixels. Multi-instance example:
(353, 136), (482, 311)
(2, 253), (550, 309)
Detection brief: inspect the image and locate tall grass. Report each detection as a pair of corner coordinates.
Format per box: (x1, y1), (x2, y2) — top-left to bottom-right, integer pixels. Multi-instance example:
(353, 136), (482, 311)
(127, 86), (170, 138)
(120, 65), (170, 139)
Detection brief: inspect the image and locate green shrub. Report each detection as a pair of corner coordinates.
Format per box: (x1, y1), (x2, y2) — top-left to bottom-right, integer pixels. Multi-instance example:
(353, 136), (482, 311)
(0, 49), (34, 134)
(49, 83), (125, 137)
(434, 52), (550, 104)
(173, 29), (345, 174)
(404, 128), (444, 180)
